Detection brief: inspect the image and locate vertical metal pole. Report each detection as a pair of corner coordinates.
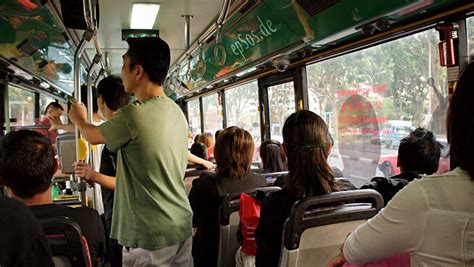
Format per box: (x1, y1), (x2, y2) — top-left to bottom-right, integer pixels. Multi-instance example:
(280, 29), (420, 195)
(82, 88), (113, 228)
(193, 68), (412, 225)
(199, 97), (204, 133)
(0, 73), (8, 135)
(34, 92), (40, 122)
(182, 15), (193, 50)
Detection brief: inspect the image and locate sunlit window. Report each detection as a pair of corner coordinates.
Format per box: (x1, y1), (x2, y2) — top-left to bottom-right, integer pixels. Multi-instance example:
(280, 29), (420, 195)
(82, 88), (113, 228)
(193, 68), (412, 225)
(225, 81), (260, 145)
(268, 82), (295, 143)
(8, 85), (35, 126)
(202, 93), (223, 135)
(307, 29), (449, 186)
(468, 17), (474, 57)
(187, 99), (201, 136)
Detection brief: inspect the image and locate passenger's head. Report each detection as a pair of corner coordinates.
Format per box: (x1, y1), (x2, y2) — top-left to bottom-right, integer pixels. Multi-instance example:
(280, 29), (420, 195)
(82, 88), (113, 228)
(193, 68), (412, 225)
(96, 75), (130, 119)
(260, 139), (287, 173)
(190, 143), (208, 160)
(199, 132), (215, 149)
(397, 128), (441, 175)
(44, 102), (63, 118)
(194, 134), (201, 143)
(215, 126), (254, 179)
(122, 37), (170, 92)
(215, 129), (222, 141)
(0, 130), (54, 199)
(283, 110), (338, 197)
(447, 62), (474, 179)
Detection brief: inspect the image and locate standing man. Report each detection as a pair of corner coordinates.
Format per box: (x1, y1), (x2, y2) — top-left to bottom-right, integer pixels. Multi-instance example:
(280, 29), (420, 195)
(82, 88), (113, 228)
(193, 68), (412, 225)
(68, 37), (193, 266)
(37, 102), (64, 148)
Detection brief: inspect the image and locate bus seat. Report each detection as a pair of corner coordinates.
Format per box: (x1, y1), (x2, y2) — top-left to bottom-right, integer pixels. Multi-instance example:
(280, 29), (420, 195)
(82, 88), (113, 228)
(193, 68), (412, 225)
(280, 190), (383, 267)
(260, 171), (289, 185)
(56, 133), (76, 174)
(39, 216), (92, 267)
(218, 186), (281, 267)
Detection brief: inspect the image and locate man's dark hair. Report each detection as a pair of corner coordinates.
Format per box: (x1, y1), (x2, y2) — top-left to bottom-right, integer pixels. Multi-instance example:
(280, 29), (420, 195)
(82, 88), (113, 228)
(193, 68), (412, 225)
(448, 62), (474, 180)
(44, 102), (63, 115)
(97, 75), (131, 111)
(80, 84), (99, 113)
(0, 130), (54, 199)
(398, 127), (442, 175)
(125, 37), (170, 86)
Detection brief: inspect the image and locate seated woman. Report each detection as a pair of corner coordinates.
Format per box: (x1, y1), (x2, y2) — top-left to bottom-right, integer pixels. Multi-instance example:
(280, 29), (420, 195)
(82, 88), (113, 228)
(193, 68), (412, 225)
(199, 132), (216, 160)
(189, 126), (267, 267)
(329, 62), (474, 266)
(255, 110), (342, 267)
(260, 139), (288, 173)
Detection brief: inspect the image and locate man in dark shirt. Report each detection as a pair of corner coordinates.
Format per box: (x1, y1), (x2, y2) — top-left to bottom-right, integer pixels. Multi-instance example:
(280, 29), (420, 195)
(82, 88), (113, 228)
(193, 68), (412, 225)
(0, 130), (105, 266)
(360, 128), (442, 205)
(0, 196), (54, 267)
(73, 75), (130, 267)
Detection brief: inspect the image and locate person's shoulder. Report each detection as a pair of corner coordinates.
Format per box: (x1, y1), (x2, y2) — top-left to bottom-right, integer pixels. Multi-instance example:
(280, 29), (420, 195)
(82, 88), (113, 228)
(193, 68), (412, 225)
(0, 197), (35, 217)
(192, 172), (218, 187)
(262, 188), (289, 206)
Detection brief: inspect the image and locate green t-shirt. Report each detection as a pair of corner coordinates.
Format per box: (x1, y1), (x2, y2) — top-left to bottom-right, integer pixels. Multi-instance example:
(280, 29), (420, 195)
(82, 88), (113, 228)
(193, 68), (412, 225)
(99, 96), (192, 250)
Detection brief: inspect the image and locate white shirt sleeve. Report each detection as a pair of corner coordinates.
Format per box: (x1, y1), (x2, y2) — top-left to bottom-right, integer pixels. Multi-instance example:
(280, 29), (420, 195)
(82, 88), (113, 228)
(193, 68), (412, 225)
(343, 181), (428, 264)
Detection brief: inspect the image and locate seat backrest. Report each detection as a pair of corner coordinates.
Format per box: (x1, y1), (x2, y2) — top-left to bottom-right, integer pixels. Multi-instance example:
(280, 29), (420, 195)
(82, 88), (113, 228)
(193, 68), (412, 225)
(56, 133), (76, 174)
(39, 216), (92, 267)
(280, 189), (383, 267)
(261, 171), (289, 185)
(218, 186), (281, 267)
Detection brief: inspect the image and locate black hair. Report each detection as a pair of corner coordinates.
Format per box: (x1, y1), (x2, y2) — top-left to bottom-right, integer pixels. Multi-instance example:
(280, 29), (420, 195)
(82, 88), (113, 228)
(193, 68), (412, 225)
(260, 139), (288, 173)
(398, 128), (441, 175)
(97, 75), (131, 111)
(215, 129), (223, 141)
(190, 143), (207, 160)
(447, 62), (474, 180)
(125, 37), (170, 86)
(80, 84), (99, 113)
(283, 110), (338, 198)
(0, 130), (54, 199)
(44, 102), (63, 115)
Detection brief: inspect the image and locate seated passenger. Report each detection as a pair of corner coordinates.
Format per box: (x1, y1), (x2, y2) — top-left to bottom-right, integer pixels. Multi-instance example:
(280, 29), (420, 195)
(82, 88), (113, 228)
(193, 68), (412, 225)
(329, 62), (474, 266)
(0, 130), (105, 266)
(199, 132), (215, 160)
(189, 126), (267, 267)
(255, 110), (342, 267)
(0, 196), (54, 267)
(190, 142), (208, 160)
(360, 128), (442, 205)
(260, 139), (288, 173)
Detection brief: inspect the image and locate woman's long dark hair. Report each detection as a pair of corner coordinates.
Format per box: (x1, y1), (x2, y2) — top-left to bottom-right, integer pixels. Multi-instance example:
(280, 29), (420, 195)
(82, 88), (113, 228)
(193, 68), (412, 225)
(447, 61), (474, 180)
(283, 110), (338, 198)
(214, 126), (254, 179)
(260, 140), (288, 173)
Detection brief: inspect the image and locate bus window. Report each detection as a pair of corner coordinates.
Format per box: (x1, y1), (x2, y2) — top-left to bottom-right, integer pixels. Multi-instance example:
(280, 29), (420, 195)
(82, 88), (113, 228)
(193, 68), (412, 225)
(225, 81), (260, 144)
(468, 16), (474, 56)
(307, 29), (449, 186)
(268, 82), (295, 143)
(187, 99), (201, 135)
(202, 93), (223, 134)
(9, 85), (35, 127)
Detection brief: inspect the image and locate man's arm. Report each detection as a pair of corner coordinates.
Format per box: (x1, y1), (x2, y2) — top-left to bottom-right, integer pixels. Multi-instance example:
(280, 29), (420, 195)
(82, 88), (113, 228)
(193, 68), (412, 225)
(188, 153), (216, 170)
(68, 98), (105, 145)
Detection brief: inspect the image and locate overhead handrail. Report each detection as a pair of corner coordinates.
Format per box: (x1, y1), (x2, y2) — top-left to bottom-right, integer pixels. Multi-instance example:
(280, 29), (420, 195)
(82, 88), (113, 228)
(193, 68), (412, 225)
(214, 0), (231, 65)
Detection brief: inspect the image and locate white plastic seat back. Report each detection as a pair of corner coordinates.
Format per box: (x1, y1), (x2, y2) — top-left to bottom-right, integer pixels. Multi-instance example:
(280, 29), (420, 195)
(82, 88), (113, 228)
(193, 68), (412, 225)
(280, 190), (383, 267)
